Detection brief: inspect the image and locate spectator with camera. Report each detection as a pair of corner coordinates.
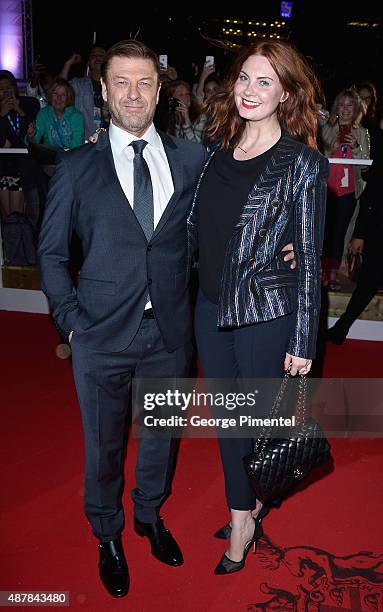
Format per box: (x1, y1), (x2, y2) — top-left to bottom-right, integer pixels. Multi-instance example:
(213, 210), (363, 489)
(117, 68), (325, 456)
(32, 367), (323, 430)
(326, 128), (383, 343)
(26, 61), (55, 109)
(60, 46), (109, 139)
(321, 88), (370, 287)
(194, 59), (224, 145)
(195, 60), (222, 103)
(164, 79), (207, 143)
(0, 70), (40, 217)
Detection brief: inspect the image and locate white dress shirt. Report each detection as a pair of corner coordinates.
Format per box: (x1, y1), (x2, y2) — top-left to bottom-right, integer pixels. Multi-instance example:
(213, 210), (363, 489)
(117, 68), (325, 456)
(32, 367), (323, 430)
(110, 121), (174, 310)
(109, 121), (174, 228)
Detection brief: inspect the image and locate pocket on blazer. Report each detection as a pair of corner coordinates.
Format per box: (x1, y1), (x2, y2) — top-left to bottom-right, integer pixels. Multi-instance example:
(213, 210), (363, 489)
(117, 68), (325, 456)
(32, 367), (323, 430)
(77, 277), (116, 295)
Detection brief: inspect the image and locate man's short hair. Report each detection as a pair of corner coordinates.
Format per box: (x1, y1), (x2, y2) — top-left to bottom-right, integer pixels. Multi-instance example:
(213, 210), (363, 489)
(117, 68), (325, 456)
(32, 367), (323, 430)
(101, 40), (160, 82)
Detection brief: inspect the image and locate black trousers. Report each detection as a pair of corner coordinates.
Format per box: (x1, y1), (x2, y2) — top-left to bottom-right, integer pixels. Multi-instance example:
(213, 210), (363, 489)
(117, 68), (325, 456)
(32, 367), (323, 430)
(195, 289), (295, 511)
(337, 234), (383, 331)
(71, 318), (191, 542)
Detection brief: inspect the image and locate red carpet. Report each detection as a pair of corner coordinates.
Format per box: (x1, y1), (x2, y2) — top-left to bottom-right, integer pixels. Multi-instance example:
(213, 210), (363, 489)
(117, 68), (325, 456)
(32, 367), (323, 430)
(1, 311), (383, 611)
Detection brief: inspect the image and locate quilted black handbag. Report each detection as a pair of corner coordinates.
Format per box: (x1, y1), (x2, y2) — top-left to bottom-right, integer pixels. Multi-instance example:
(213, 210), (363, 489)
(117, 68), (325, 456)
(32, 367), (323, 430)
(243, 369), (331, 504)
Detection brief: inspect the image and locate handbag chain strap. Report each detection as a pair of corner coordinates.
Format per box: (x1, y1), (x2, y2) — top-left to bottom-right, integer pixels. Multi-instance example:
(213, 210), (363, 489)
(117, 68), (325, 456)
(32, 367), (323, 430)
(254, 367), (308, 457)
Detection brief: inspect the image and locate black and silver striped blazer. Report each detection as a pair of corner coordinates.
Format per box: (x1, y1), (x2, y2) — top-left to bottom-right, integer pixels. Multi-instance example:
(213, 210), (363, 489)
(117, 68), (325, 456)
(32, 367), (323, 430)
(187, 131), (329, 359)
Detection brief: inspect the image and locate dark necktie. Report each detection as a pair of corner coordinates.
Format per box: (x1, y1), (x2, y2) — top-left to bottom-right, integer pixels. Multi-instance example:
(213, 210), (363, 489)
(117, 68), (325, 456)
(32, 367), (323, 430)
(129, 140), (154, 241)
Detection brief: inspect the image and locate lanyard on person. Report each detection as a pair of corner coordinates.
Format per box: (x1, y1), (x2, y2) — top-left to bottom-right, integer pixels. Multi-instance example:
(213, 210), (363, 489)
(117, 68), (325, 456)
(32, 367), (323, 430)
(50, 116), (66, 148)
(7, 113), (20, 136)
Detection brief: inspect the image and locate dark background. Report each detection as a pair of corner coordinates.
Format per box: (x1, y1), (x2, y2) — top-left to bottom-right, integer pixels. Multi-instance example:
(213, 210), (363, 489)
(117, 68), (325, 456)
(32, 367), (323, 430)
(31, 3), (383, 105)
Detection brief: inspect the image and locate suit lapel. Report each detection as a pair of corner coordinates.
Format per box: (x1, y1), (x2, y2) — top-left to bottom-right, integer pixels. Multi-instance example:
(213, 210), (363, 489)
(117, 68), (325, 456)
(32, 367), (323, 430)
(234, 132), (297, 232)
(94, 130), (152, 239)
(94, 129), (190, 240)
(151, 131), (184, 239)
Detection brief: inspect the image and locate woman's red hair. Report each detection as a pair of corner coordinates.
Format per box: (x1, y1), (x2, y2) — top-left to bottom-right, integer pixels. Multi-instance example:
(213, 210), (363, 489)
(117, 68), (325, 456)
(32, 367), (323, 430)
(205, 40), (323, 150)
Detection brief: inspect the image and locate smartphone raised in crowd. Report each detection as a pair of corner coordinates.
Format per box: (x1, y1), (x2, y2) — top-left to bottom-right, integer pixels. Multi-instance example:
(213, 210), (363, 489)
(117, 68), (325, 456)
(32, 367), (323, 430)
(159, 55), (168, 71)
(338, 124), (351, 142)
(205, 55), (214, 68)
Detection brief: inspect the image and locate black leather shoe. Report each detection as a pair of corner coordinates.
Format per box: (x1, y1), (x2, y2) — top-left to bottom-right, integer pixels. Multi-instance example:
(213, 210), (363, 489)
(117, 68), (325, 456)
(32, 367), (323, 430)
(98, 538), (129, 598)
(134, 516), (183, 566)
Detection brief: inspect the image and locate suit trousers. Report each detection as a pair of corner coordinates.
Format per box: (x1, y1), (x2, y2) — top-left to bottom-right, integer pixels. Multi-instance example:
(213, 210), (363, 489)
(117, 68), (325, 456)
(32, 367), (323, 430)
(195, 289), (295, 510)
(71, 317), (192, 541)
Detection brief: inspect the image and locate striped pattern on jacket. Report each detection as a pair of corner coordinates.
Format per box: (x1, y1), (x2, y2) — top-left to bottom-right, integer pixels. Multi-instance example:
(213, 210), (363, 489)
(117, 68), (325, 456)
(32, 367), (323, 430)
(187, 131), (329, 359)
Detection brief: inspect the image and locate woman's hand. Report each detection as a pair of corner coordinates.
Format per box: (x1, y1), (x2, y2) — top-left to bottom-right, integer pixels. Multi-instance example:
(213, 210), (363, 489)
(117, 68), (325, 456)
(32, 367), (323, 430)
(85, 127), (106, 144)
(284, 353), (312, 376)
(175, 101), (191, 126)
(27, 122), (36, 142)
(164, 65), (178, 81)
(281, 243), (296, 269)
(348, 238), (364, 256)
(328, 113), (338, 127)
(65, 53), (82, 67)
(200, 63), (215, 82)
(343, 133), (359, 149)
(0, 96), (12, 117)
(5, 94), (25, 117)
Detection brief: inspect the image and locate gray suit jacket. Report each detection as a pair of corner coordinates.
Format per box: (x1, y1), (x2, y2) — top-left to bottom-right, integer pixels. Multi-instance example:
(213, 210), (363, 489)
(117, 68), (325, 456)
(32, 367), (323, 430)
(38, 129), (206, 352)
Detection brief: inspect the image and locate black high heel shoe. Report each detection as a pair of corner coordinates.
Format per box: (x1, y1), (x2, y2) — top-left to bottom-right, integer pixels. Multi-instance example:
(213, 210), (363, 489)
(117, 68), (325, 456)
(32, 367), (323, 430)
(213, 502), (272, 540)
(214, 517), (263, 575)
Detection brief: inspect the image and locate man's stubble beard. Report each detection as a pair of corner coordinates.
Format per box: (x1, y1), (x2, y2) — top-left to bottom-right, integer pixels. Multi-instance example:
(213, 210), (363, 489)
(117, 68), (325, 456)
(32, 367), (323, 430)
(113, 106), (154, 134)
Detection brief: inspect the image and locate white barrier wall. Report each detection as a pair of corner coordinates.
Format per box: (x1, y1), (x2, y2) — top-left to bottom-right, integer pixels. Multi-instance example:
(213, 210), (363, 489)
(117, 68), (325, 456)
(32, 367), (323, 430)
(0, 288), (49, 313)
(0, 287), (382, 340)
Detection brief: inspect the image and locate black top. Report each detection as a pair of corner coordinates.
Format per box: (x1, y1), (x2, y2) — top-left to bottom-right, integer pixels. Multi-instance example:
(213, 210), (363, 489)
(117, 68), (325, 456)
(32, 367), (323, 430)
(197, 142), (279, 304)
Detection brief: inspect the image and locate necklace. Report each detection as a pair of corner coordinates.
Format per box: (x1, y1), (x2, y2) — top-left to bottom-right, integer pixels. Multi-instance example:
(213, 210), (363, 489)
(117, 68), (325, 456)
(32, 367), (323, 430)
(237, 144), (247, 154)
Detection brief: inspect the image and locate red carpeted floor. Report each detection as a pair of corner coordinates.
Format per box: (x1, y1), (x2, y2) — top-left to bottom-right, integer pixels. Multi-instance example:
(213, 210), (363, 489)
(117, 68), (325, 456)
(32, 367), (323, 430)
(1, 311), (383, 611)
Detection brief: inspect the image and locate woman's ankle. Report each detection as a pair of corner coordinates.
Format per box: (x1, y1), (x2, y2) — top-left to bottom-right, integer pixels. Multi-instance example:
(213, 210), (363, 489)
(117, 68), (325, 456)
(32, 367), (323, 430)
(230, 510), (253, 532)
(251, 501), (263, 519)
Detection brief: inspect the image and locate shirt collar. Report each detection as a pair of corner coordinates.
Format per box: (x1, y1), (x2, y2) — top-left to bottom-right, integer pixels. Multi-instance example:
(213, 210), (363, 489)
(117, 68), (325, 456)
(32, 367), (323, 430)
(109, 121), (162, 154)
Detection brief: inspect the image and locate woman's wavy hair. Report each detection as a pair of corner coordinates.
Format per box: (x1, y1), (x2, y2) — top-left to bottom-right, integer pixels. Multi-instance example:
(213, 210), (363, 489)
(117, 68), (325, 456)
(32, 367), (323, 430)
(331, 88), (365, 128)
(205, 40), (323, 150)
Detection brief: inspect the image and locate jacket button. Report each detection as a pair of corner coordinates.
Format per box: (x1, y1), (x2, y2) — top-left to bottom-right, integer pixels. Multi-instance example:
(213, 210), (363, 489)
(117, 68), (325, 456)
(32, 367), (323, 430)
(259, 229), (267, 237)
(148, 279), (152, 285)
(271, 198), (280, 207)
(147, 245), (152, 251)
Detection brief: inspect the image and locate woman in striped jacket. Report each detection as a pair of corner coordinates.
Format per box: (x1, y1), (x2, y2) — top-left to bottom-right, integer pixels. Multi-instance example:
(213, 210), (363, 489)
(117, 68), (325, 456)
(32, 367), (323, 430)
(187, 39), (329, 575)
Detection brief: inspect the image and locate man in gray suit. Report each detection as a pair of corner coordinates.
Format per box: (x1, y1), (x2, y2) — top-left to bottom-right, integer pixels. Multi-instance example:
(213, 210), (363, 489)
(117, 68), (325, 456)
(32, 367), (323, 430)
(38, 40), (206, 598)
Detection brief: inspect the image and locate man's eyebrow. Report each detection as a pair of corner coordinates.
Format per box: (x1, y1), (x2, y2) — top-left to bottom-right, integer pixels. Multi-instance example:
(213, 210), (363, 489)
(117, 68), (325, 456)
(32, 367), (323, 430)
(112, 74), (155, 80)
